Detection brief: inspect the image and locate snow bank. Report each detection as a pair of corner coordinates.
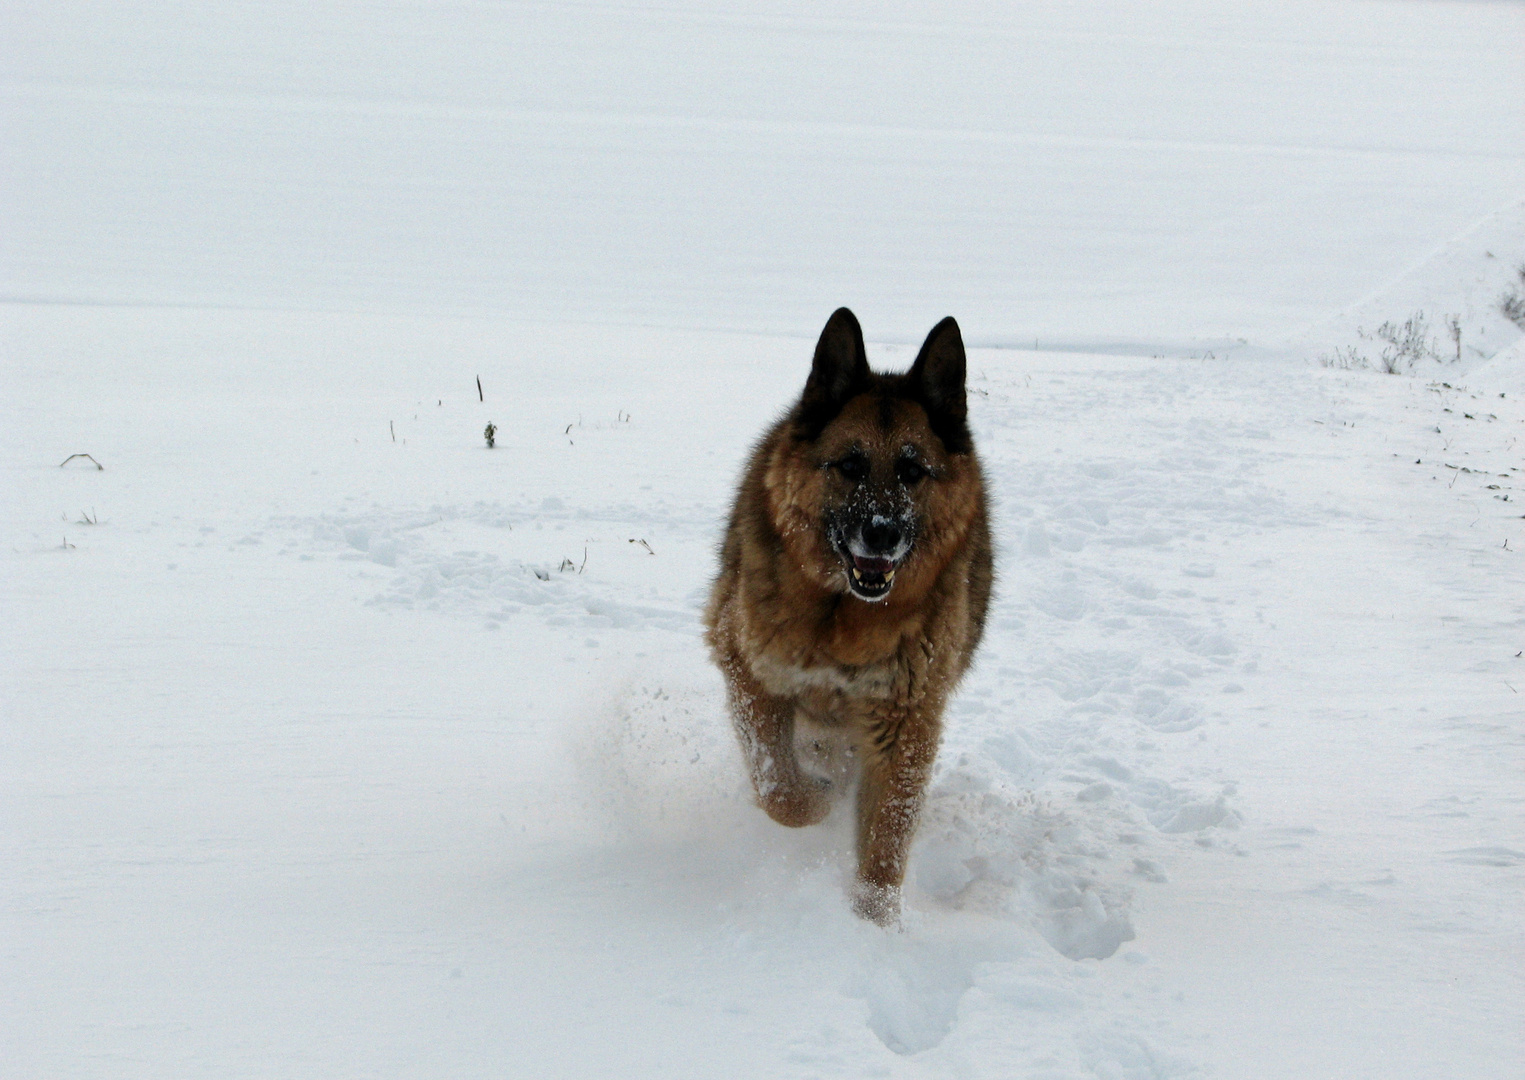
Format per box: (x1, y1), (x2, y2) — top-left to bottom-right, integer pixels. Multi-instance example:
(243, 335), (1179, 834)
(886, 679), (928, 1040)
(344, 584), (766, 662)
(1291, 198), (1525, 373)
(1467, 330), (1525, 397)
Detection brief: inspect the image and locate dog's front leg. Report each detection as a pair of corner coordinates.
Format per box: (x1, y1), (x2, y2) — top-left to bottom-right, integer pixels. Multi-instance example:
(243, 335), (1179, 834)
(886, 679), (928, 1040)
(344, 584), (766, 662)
(722, 659), (831, 828)
(852, 714), (938, 925)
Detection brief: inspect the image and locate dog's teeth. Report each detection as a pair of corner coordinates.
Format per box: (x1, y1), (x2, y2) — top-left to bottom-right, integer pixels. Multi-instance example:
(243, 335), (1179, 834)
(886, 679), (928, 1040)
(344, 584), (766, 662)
(884, 569), (895, 583)
(851, 567), (862, 581)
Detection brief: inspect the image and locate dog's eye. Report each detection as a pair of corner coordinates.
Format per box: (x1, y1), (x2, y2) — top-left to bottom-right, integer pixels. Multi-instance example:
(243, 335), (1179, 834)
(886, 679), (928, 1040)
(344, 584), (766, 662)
(896, 459), (927, 484)
(835, 455), (868, 482)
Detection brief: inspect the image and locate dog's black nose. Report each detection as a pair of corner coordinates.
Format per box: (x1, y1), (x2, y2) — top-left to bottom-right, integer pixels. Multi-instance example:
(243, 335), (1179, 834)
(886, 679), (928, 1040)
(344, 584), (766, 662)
(861, 519), (901, 554)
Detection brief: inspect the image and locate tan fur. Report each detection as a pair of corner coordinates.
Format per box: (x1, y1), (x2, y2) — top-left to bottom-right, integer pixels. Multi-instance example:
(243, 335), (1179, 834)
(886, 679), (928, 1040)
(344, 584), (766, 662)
(705, 313), (993, 924)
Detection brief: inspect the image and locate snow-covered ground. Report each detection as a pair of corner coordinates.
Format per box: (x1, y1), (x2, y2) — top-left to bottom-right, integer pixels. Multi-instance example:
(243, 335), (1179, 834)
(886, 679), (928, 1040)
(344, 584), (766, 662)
(3, 2), (1523, 1077)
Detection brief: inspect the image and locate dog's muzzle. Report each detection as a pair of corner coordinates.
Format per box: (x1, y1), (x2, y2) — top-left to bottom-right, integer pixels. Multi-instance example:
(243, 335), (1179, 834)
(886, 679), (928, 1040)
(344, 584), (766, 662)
(836, 516), (911, 602)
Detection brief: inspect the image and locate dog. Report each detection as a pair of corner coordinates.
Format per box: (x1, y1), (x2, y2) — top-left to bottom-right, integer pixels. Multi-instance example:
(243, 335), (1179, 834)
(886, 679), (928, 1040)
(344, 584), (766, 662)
(705, 308), (993, 924)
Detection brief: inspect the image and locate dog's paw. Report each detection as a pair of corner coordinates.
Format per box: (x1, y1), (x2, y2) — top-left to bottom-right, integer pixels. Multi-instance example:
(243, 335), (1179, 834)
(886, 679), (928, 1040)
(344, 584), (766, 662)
(850, 880), (902, 927)
(759, 780), (831, 828)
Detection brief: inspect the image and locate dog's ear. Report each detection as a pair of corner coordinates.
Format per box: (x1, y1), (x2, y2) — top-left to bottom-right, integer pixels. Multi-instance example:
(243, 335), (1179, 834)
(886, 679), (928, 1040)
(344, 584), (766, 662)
(910, 317), (970, 452)
(797, 307), (870, 438)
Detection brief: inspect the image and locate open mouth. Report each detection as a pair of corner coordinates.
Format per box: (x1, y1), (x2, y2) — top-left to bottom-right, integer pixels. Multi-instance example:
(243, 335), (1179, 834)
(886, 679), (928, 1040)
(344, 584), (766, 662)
(846, 554), (898, 601)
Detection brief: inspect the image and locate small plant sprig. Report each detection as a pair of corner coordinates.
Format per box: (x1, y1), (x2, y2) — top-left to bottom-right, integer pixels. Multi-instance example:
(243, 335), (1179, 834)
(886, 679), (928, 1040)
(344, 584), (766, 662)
(1321, 311), (1447, 373)
(484, 422), (497, 448)
(1366, 313), (1443, 373)
(1500, 264), (1525, 330)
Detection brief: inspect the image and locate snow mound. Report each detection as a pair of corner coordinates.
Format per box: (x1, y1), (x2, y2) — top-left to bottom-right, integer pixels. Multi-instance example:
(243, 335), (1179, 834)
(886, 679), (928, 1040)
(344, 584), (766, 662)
(1464, 330), (1525, 397)
(1293, 198), (1525, 373)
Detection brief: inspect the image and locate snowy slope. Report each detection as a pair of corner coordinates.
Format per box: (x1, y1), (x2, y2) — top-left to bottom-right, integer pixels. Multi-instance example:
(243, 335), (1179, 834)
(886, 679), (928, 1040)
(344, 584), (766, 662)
(4, 2), (1525, 1078)
(4, 0), (1523, 347)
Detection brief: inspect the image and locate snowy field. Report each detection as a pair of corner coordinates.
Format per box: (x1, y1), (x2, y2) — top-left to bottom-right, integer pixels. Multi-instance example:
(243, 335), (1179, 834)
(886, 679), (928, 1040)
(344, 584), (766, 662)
(4, 2), (1524, 1077)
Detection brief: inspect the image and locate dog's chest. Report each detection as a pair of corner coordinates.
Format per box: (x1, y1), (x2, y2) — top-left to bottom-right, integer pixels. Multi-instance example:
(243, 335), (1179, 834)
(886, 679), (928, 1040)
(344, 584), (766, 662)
(750, 651), (901, 703)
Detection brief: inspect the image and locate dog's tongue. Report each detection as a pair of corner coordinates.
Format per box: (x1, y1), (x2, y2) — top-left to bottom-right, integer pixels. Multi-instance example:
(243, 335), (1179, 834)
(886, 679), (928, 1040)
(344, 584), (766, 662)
(852, 555), (895, 574)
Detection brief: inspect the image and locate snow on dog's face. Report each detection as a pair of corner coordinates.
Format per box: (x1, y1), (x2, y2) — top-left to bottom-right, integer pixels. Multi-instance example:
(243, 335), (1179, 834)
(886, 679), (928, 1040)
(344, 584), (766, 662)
(767, 308), (980, 605)
(816, 402), (934, 602)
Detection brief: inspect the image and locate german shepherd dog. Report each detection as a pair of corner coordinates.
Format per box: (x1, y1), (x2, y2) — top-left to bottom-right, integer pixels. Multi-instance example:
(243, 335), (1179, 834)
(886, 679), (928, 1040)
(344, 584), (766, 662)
(705, 308), (993, 924)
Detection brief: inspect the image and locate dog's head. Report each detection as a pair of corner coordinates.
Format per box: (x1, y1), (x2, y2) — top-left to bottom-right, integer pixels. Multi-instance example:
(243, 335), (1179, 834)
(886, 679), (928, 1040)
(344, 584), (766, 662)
(779, 307), (976, 604)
